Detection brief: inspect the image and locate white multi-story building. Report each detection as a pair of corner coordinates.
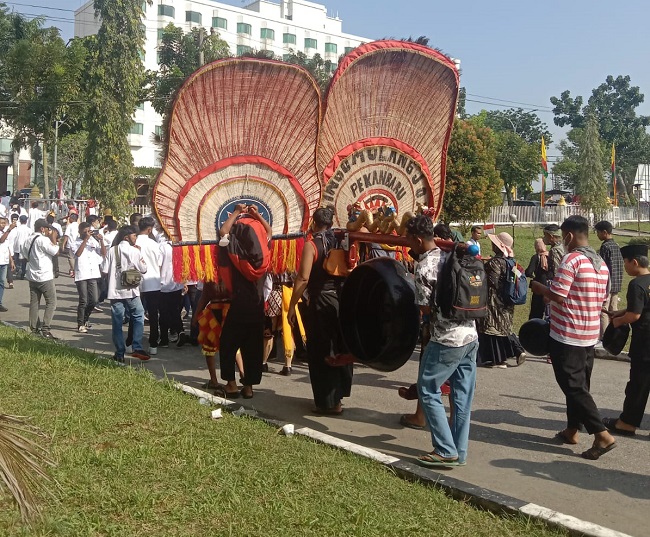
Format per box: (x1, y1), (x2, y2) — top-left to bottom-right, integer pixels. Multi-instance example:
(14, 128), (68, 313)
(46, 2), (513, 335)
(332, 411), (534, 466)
(74, 0), (369, 168)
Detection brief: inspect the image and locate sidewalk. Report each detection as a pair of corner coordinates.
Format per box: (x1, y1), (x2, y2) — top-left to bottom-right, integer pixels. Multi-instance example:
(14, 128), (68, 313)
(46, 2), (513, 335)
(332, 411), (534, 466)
(1, 276), (648, 536)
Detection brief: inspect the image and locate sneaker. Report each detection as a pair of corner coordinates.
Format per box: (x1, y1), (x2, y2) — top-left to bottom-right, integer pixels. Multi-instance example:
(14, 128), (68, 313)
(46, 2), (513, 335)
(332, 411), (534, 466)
(78, 325), (88, 333)
(41, 331), (57, 340)
(85, 322), (93, 329)
(169, 332), (179, 343)
(495, 363), (508, 369)
(281, 366), (292, 376)
(131, 349), (150, 361)
(112, 354), (125, 363)
(149, 347), (158, 356)
(93, 305), (102, 313)
(7, 283), (13, 289)
(0, 305), (8, 312)
(516, 352), (527, 366)
(176, 332), (188, 347)
(125, 345), (133, 354)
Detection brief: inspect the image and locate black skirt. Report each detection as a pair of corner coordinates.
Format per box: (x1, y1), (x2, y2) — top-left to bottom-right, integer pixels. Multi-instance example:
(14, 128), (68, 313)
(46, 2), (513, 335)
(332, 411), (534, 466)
(478, 333), (523, 366)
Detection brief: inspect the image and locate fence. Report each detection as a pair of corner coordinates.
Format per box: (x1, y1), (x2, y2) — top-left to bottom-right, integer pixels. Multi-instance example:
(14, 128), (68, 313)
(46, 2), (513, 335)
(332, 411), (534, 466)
(488, 205), (650, 227)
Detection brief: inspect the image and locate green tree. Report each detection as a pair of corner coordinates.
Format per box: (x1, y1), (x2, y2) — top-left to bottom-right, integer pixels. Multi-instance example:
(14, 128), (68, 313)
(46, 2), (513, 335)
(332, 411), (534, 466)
(57, 132), (87, 197)
(551, 75), (650, 200)
(441, 120), (503, 231)
(281, 50), (335, 93)
(482, 108), (553, 145)
(576, 115), (609, 215)
(84, 0), (149, 214)
(493, 130), (539, 205)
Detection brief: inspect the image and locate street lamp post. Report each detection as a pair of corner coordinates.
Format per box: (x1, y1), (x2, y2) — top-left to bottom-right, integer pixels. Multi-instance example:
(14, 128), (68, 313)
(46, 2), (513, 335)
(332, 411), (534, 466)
(509, 213), (517, 246)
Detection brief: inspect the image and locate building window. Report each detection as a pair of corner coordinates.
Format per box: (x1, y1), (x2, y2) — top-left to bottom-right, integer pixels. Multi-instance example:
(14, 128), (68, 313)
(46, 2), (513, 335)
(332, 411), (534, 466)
(344, 46), (354, 55)
(130, 123), (144, 136)
(283, 33), (296, 44)
(237, 44), (252, 56)
(212, 17), (227, 30)
(304, 38), (317, 49)
(186, 11), (202, 24)
(157, 4), (174, 17)
(136, 102), (144, 111)
(138, 49), (145, 61)
(237, 22), (252, 35)
(325, 42), (337, 54)
(141, 1), (146, 12)
(260, 28), (275, 40)
(157, 28), (164, 40)
(155, 125), (163, 137)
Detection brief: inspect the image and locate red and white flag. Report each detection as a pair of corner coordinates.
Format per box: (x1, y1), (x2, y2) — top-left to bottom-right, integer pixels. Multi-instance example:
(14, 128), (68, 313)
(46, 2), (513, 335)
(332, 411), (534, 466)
(483, 223), (496, 236)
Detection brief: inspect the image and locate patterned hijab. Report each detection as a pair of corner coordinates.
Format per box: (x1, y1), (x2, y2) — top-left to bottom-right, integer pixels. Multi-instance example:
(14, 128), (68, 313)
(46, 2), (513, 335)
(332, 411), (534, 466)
(535, 238), (549, 271)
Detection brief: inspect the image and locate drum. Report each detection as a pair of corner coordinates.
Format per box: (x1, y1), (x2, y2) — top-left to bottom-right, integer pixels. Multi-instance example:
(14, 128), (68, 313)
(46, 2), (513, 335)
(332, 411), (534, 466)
(518, 318), (551, 357)
(339, 258), (419, 372)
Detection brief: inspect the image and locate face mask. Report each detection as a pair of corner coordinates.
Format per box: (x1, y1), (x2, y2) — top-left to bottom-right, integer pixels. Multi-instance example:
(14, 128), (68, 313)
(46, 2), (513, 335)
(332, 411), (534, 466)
(563, 233), (573, 250)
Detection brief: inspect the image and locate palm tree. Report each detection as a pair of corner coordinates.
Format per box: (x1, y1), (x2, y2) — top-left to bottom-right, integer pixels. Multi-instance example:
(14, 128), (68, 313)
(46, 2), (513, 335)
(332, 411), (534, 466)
(0, 414), (53, 522)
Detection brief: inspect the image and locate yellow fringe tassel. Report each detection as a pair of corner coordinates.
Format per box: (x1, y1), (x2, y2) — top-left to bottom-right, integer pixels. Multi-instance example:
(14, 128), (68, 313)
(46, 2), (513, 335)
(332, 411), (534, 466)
(181, 246), (191, 282)
(285, 240), (297, 273)
(203, 245), (216, 282)
(193, 244), (204, 281)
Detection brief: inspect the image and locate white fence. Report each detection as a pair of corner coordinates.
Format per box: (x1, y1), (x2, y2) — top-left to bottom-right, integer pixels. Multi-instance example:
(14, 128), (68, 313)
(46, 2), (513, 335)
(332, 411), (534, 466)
(488, 205), (650, 227)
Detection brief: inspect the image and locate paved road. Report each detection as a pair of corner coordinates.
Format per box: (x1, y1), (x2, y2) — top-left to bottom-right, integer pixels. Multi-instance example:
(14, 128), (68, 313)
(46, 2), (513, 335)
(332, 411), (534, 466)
(2, 276), (648, 536)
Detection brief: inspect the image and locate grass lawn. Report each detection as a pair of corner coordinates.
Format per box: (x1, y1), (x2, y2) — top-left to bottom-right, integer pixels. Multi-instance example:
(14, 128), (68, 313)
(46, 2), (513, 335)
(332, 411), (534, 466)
(0, 327), (568, 537)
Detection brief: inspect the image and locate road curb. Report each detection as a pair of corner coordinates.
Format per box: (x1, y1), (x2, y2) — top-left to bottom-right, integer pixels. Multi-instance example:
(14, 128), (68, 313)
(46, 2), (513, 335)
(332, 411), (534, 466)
(177, 383), (634, 537)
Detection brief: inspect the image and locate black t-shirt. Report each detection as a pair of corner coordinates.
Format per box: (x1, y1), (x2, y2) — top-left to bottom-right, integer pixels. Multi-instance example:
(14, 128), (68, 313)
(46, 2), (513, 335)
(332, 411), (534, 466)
(626, 273), (650, 361)
(221, 248), (265, 324)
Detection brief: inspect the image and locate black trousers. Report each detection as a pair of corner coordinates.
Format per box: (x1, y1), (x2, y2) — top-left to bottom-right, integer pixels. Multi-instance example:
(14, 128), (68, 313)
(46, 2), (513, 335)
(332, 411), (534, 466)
(304, 290), (353, 409)
(620, 358), (650, 427)
(75, 279), (98, 327)
(549, 338), (606, 434)
(529, 294), (546, 320)
(159, 289), (184, 344)
(219, 317), (264, 385)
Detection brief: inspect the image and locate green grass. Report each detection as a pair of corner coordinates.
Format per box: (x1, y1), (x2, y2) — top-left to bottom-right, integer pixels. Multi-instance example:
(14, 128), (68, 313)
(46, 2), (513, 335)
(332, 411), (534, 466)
(0, 327), (567, 537)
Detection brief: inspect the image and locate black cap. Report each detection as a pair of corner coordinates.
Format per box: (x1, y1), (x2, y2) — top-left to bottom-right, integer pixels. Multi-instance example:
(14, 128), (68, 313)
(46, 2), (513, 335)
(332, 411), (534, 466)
(543, 224), (561, 234)
(33, 218), (51, 231)
(620, 244), (648, 259)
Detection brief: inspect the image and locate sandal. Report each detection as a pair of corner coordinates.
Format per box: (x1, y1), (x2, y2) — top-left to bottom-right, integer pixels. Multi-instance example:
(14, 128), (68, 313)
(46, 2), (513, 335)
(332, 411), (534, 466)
(581, 442), (616, 460)
(554, 430), (578, 445)
(416, 452), (460, 467)
(240, 387), (254, 399)
(400, 414), (424, 430)
(602, 417), (636, 436)
(398, 384), (418, 400)
(313, 405), (343, 416)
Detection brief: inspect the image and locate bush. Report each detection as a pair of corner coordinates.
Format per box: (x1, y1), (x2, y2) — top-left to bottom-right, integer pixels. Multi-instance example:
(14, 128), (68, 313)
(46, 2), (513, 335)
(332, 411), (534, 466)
(629, 237), (650, 246)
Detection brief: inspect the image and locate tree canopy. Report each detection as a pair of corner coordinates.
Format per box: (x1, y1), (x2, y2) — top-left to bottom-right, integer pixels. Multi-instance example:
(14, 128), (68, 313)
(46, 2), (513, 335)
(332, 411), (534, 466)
(576, 115), (609, 214)
(442, 119), (502, 230)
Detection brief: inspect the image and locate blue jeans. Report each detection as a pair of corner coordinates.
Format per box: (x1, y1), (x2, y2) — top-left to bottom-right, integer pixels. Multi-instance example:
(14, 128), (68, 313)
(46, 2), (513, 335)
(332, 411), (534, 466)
(418, 339), (478, 463)
(111, 297), (144, 357)
(0, 264), (6, 305)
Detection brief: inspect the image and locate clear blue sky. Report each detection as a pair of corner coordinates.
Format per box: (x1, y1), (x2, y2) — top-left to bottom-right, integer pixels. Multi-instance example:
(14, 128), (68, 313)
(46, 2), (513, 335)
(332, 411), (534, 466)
(7, 0), (650, 160)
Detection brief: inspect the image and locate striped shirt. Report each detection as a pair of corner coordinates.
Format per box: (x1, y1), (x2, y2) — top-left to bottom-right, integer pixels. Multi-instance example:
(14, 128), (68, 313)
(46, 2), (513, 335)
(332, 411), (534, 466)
(549, 252), (609, 347)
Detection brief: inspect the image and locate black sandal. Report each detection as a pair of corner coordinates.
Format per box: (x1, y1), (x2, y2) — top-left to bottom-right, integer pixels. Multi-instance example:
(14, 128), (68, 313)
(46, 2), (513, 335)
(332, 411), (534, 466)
(602, 417), (636, 436)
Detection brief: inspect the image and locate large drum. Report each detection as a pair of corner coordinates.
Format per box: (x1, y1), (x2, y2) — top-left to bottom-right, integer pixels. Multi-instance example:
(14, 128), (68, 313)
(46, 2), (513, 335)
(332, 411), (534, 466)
(339, 258), (419, 372)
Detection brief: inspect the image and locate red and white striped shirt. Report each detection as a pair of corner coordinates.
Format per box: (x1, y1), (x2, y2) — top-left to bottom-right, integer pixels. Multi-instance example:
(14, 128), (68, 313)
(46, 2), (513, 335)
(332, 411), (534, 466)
(549, 252), (609, 347)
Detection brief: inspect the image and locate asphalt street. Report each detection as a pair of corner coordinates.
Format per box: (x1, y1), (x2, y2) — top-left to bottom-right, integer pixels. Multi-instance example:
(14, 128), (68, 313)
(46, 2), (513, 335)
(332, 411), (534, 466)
(1, 275), (648, 536)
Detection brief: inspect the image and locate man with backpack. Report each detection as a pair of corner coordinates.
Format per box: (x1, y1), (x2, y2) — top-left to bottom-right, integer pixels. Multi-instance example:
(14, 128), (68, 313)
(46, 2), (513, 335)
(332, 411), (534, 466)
(101, 225), (149, 363)
(415, 225), (487, 468)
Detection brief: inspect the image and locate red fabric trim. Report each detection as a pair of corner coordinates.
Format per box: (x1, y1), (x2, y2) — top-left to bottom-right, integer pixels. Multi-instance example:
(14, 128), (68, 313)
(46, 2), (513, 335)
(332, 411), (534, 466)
(321, 138), (434, 208)
(174, 155), (309, 241)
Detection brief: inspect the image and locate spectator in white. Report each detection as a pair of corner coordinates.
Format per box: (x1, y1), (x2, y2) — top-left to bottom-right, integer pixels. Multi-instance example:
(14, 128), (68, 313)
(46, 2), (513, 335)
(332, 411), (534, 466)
(46, 211), (63, 237)
(61, 212), (79, 277)
(22, 218), (59, 338)
(159, 239), (186, 347)
(73, 222), (105, 333)
(27, 201), (45, 230)
(102, 218), (118, 248)
(1, 191), (11, 213)
(13, 215), (30, 279)
(10, 201), (27, 219)
(0, 216), (15, 311)
(466, 225), (482, 256)
(100, 225), (149, 362)
(4, 213), (19, 288)
(126, 217), (162, 355)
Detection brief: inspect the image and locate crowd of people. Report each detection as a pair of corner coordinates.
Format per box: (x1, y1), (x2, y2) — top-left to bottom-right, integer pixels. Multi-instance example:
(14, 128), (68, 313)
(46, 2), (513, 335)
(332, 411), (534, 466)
(1, 194), (648, 467)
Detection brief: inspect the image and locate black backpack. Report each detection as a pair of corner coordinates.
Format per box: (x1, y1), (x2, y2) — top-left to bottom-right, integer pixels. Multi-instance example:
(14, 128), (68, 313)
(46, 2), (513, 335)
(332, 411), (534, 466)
(435, 247), (488, 320)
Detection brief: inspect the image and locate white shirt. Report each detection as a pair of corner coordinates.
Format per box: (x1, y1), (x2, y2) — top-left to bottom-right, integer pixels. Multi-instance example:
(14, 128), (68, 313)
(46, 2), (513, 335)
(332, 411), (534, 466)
(72, 236), (103, 281)
(0, 205), (6, 218)
(101, 241), (147, 299)
(21, 233), (60, 282)
(136, 234), (162, 292)
(0, 226), (13, 264)
(51, 222), (63, 238)
(102, 229), (118, 248)
(160, 241), (183, 293)
(27, 207), (45, 230)
(1, 196), (10, 212)
(13, 224), (32, 259)
(64, 221), (79, 246)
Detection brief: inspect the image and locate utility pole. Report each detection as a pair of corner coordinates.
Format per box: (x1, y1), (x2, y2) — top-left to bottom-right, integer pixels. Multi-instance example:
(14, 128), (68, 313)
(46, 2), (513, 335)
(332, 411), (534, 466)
(53, 118), (66, 200)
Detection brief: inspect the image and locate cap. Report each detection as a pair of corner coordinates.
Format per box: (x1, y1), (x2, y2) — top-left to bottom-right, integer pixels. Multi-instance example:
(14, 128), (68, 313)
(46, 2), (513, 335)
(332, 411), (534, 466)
(620, 244), (648, 259)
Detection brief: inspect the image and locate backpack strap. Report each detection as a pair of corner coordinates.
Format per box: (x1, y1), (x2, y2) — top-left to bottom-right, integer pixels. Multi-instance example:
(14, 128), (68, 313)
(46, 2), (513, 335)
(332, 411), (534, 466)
(27, 236), (38, 260)
(114, 245), (121, 272)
